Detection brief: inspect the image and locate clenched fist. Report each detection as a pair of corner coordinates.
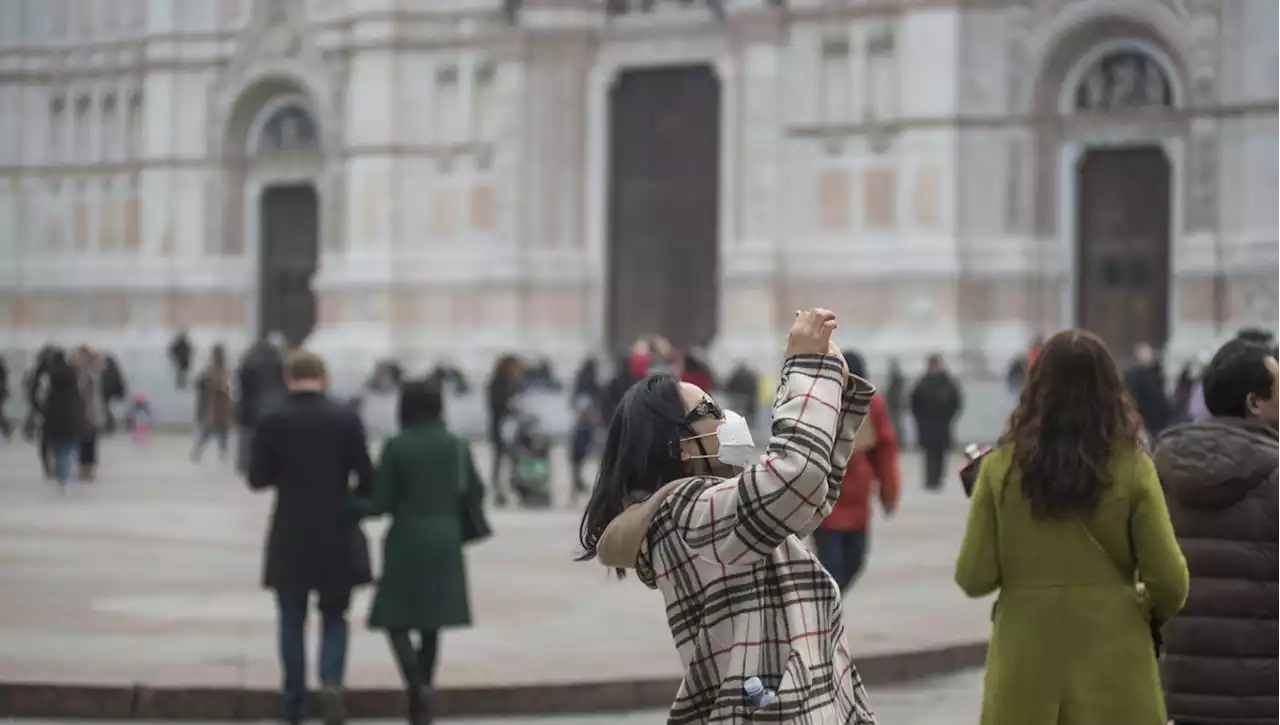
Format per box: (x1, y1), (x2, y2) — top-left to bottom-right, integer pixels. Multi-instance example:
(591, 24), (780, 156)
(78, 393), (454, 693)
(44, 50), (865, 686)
(785, 309), (837, 358)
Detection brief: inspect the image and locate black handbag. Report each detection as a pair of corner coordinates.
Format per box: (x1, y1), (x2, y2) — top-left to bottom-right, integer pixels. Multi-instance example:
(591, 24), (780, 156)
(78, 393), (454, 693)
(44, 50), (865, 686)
(457, 440), (492, 544)
(1081, 522), (1163, 657)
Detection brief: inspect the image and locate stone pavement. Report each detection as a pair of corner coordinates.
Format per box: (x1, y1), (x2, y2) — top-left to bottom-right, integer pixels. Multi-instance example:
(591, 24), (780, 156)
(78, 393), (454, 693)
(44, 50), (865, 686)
(0, 436), (992, 719)
(8, 668), (984, 724)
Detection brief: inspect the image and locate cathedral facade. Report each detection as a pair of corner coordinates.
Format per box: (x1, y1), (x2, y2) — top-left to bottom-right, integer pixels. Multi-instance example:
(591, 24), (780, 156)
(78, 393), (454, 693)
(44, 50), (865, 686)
(0, 0), (1275, 384)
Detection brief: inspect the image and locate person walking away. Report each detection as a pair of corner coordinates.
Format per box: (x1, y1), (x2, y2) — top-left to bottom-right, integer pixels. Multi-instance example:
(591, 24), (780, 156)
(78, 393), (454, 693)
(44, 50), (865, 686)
(1153, 338), (1278, 725)
(580, 310), (878, 723)
(192, 344), (234, 462)
(168, 329), (193, 389)
(910, 354), (962, 491)
(724, 362), (759, 428)
(884, 358), (906, 442)
(353, 380), (486, 724)
(37, 350), (85, 492)
(248, 350), (374, 725)
(815, 350), (901, 593)
(0, 355), (11, 440)
(1125, 342), (1172, 438)
(25, 346), (56, 474)
(236, 334), (288, 476)
(485, 354), (523, 506)
(73, 346), (107, 481)
(955, 329), (1188, 725)
(100, 353), (126, 435)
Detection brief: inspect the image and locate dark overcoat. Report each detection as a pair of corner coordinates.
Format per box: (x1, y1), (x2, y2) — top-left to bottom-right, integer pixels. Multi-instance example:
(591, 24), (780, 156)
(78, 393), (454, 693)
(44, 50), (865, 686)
(249, 390), (374, 592)
(354, 421), (483, 631)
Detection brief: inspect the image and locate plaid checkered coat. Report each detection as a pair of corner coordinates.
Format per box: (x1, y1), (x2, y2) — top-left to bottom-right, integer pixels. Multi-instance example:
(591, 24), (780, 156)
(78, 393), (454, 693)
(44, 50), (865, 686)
(598, 354), (878, 724)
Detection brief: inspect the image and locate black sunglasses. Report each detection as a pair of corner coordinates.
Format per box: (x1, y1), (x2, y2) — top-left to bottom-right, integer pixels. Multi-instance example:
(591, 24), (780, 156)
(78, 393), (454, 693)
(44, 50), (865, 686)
(685, 395), (724, 424)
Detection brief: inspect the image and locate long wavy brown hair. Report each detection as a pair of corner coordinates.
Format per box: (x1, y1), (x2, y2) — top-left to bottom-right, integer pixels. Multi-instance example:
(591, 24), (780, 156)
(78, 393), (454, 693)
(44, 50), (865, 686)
(999, 329), (1143, 519)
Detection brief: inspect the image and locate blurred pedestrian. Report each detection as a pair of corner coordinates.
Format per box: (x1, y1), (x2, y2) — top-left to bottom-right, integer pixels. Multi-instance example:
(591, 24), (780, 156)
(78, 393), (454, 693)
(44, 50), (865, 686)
(884, 358), (905, 442)
(485, 354), (523, 506)
(1125, 342), (1172, 438)
(72, 346), (106, 481)
(0, 354), (11, 440)
(1154, 338), (1277, 725)
(168, 329), (193, 389)
(910, 354), (962, 491)
(955, 329), (1188, 725)
(815, 350), (900, 594)
(38, 349), (84, 491)
(192, 344), (233, 462)
(100, 352), (126, 434)
(580, 310), (878, 723)
(236, 333), (288, 476)
(354, 379), (486, 725)
(248, 350), (374, 725)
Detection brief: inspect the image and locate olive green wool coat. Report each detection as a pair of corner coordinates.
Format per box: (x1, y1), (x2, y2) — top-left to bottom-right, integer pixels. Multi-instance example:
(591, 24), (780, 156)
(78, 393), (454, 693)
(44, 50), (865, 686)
(354, 422), (484, 631)
(955, 446), (1189, 725)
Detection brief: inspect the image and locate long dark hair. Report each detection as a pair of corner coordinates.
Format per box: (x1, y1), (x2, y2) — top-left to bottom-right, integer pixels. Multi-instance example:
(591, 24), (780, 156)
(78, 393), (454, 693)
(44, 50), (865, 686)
(576, 374), (690, 577)
(999, 329), (1142, 519)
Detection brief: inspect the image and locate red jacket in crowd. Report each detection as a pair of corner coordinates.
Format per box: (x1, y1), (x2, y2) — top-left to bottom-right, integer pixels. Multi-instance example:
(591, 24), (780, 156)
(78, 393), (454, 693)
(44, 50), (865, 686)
(821, 393), (901, 531)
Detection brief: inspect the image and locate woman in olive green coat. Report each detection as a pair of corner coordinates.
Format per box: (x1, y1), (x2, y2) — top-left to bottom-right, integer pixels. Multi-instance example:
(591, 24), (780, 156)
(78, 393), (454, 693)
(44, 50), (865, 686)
(353, 380), (486, 724)
(955, 330), (1189, 725)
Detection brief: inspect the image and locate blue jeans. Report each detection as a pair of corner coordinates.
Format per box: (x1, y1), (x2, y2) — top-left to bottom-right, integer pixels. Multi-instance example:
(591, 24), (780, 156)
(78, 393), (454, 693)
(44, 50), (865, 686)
(274, 588), (351, 720)
(191, 426), (229, 460)
(50, 439), (77, 486)
(813, 528), (869, 594)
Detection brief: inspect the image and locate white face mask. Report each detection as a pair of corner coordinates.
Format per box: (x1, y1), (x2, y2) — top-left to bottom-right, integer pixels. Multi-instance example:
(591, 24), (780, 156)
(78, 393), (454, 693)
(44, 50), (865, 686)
(682, 409), (758, 468)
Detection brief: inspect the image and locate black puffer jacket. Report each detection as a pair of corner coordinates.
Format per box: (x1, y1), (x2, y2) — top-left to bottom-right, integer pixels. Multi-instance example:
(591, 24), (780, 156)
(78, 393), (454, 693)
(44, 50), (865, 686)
(1154, 418), (1278, 724)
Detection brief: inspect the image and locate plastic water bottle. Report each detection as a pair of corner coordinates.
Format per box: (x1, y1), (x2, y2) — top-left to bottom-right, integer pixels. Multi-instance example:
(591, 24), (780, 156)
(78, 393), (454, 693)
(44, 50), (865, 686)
(743, 676), (777, 709)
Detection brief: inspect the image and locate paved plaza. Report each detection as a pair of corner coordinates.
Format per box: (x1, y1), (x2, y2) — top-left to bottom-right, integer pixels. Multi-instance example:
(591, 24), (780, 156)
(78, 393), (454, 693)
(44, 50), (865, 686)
(7, 669), (983, 724)
(0, 435), (990, 715)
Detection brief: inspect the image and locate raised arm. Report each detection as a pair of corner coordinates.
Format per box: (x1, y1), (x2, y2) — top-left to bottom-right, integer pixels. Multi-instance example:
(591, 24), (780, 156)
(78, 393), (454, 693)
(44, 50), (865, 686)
(668, 352), (874, 566)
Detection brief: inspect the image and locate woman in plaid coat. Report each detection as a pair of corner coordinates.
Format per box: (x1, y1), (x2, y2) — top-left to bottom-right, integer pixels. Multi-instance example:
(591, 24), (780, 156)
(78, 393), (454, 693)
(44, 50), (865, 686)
(580, 310), (878, 724)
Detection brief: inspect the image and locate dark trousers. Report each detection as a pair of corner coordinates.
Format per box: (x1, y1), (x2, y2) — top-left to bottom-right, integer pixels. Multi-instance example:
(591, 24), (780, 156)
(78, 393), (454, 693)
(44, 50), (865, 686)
(923, 445), (947, 491)
(192, 426), (230, 461)
(489, 437), (508, 504)
(388, 628), (440, 690)
(79, 435), (98, 467)
(274, 588), (351, 721)
(813, 528), (869, 593)
(38, 430), (52, 475)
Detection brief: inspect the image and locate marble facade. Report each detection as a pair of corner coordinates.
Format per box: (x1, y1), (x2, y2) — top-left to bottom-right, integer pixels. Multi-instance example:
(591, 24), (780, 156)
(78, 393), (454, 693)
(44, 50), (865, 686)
(0, 0), (1275, 387)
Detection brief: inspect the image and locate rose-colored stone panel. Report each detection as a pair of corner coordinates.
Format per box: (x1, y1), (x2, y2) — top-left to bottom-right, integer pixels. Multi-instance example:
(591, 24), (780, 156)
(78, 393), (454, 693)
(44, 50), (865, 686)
(471, 184), (495, 232)
(818, 169), (850, 231)
(863, 169), (896, 230)
(912, 165), (941, 230)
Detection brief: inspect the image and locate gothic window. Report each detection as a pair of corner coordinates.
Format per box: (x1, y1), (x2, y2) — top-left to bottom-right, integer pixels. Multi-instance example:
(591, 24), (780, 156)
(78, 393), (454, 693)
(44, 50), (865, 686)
(473, 62), (497, 139)
(126, 89), (143, 159)
(435, 65), (462, 142)
(49, 95), (66, 164)
(820, 35), (852, 123)
(101, 92), (117, 162)
(74, 93), (92, 160)
(1073, 49), (1174, 112)
(255, 103), (319, 154)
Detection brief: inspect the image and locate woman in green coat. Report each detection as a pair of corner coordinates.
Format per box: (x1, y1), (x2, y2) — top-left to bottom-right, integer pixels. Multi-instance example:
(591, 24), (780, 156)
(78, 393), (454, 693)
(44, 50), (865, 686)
(353, 379), (486, 724)
(955, 330), (1189, 725)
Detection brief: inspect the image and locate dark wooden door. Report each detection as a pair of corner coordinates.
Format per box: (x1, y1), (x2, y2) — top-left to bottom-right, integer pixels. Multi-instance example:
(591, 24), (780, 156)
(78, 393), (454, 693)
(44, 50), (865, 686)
(259, 184), (318, 347)
(1076, 146), (1171, 356)
(607, 65), (720, 354)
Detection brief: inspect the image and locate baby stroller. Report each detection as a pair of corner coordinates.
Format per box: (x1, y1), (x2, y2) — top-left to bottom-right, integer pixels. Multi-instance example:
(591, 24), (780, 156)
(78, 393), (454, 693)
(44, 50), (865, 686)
(503, 408), (553, 509)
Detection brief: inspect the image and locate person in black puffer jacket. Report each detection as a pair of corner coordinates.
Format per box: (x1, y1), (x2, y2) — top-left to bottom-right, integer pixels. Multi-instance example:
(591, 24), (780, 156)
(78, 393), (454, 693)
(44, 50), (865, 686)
(1153, 338), (1278, 725)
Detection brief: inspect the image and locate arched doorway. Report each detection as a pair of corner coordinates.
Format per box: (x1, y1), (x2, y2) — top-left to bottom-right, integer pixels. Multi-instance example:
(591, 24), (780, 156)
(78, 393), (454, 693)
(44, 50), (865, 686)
(249, 99), (322, 346)
(605, 65), (720, 354)
(1061, 42), (1180, 356)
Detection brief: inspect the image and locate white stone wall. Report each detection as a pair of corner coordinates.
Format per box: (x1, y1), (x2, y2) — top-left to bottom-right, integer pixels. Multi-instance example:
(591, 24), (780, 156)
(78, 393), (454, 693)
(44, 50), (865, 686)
(0, 0), (1275, 386)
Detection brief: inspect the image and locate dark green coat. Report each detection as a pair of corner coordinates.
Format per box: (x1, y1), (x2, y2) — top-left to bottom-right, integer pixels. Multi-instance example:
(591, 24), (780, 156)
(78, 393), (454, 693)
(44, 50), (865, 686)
(353, 422), (484, 631)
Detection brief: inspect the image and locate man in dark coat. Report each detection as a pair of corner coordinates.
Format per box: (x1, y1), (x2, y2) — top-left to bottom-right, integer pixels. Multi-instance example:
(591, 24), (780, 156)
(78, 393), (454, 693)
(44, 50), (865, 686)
(0, 355), (10, 440)
(909, 354), (963, 491)
(235, 334), (288, 476)
(1153, 338), (1277, 725)
(248, 349), (373, 725)
(1125, 342), (1172, 438)
(34, 349), (85, 488)
(168, 330), (193, 389)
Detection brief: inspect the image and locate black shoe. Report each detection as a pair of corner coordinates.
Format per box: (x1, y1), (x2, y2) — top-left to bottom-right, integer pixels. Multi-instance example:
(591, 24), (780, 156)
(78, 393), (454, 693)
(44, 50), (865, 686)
(408, 686), (434, 725)
(319, 686), (346, 725)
